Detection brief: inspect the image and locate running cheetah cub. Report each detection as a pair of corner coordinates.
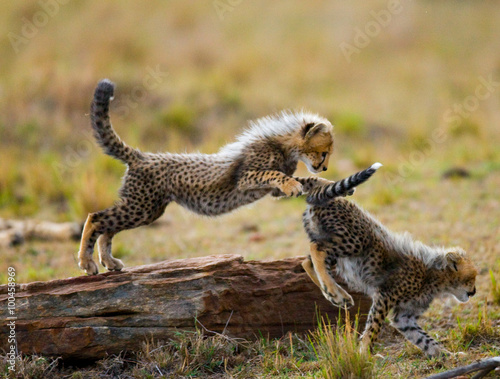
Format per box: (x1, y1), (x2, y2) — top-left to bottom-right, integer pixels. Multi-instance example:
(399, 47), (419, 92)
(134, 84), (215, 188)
(302, 164), (478, 357)
(78, 79), (335, 275)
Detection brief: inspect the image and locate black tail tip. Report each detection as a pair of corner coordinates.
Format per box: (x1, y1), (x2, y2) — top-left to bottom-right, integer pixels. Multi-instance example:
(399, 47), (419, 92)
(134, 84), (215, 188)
(96, 79), (115, 98)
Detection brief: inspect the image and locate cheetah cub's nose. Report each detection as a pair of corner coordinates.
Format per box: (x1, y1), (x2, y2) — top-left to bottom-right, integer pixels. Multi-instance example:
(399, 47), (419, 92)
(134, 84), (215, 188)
(467, 287), (476, 297)
(323, 167), (327, 171)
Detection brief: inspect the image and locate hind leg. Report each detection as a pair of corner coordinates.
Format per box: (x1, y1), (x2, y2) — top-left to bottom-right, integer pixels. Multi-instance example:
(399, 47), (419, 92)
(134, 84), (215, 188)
(78, 214), (101, 275)
(309, 242), (354, 308)
(97, 233), (123, 271)
(302, 255), (321, 288)
(77, 200), (167, 275)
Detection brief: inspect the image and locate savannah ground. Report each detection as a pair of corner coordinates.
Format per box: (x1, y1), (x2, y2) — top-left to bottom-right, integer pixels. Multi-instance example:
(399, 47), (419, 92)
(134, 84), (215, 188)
(0, 1), (499, 377)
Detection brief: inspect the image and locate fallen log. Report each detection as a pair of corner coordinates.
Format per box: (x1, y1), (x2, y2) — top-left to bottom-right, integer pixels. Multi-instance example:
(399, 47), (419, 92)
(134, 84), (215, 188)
(0, 255), (371, 361)
(424, 357), (500, 379)
(0, 218), (81, 247)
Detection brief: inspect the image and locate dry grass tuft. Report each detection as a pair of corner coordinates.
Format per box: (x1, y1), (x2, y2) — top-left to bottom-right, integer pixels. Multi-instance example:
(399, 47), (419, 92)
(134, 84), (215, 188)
(309, 312), (375, 379)
(490, 269), (500, 306)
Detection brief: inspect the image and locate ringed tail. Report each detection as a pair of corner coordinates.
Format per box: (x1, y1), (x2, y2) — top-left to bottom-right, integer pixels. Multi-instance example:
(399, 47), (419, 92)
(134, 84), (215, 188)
(91, 79), (142, 164)
(307, 163), (382, 206)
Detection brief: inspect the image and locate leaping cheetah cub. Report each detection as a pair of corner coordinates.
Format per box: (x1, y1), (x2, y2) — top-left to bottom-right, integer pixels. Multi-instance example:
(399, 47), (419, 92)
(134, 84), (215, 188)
(302, 164), (478, 357)
(78, 79), (335, 275)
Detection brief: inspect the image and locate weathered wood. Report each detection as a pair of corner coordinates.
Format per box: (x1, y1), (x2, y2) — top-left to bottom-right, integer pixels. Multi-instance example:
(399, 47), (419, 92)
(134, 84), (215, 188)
(0, 255), (371, 361)
(0, 218), (81, 247)
(424, 357), (500, 379)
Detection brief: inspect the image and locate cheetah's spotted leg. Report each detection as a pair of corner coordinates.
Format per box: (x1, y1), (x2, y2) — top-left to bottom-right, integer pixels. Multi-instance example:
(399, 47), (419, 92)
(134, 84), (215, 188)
(77, 214), (100, 275)
(238, 170), (303, 197)
(360, 294), (390, 354)
(97, 233), (124, 272)
(390, 309), (448, 358)
(78, 201), (163, 275)
(302, 255), (321, 288)
(294, 176), (330, 194)
(309, 242), (354, 308)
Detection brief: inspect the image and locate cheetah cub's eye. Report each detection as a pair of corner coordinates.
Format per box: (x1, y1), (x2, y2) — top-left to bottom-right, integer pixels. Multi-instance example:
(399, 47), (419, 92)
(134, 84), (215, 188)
(321, 152), (328, 159)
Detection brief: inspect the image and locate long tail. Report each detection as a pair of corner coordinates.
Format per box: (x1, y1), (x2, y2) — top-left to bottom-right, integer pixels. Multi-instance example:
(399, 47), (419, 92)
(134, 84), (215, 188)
(91, 79), (142, 164)
(306, 163), (382, 206)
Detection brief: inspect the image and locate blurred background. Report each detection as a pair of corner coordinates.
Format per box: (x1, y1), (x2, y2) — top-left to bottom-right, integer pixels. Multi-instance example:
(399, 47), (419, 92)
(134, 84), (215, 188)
(0, 1), (499, 282)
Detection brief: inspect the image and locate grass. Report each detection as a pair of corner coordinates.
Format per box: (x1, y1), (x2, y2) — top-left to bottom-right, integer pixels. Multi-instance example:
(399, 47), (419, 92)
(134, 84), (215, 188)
(456, 304), (500, 352)
(309, 313), (375, 379)
(0, 355), (60, 379)
(491, 269), (500, 306)
(1, 0), (500, 377)
(2, 305), (496, 378)
(0, 316), (372, 378)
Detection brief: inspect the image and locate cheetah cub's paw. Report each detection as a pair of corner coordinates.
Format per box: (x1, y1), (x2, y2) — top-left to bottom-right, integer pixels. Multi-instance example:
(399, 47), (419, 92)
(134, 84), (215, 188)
(100, 256), (124, 272)
(426, 346), (452, 359)
(271, 188), (285, 197)
(79, 259), (99, 276)
(322, 287), (355, 309)
(436, 350), (464, 359)
(280, 180), (303, 197)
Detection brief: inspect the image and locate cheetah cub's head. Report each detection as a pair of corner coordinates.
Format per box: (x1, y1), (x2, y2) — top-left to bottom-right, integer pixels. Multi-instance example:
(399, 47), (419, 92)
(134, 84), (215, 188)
(444, 249), (478, 303)
(298, 122), (334, 174)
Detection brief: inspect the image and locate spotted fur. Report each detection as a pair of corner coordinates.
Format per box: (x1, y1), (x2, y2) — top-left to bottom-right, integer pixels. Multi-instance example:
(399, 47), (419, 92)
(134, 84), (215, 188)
(302, 185), (478, 357)
(78, 79), (336, 275)
(306, 162), (382, 205)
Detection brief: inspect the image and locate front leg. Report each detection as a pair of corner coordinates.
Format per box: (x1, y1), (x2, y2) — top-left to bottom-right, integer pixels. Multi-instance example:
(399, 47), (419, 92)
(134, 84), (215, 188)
(238, 170), (303, 197)
(309, 242), (354, 308)
(360, 294), (390, 354)
(390, 309), (448, 358)
(293, 176), (330, 193)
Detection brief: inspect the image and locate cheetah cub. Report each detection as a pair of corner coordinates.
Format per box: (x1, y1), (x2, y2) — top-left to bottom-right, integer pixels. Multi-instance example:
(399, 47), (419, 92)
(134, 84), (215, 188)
(302, 164), (478, 357)
(78, 79), (335, 275)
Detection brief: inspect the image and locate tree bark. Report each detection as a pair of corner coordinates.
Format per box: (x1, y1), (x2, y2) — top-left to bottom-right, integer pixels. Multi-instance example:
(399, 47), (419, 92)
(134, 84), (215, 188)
(0, 255), (371, 361)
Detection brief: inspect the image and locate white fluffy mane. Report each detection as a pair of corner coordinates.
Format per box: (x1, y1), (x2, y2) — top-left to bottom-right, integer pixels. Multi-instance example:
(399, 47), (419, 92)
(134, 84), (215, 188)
(218, 111), (330, 158)
(364, 207), (464, 269)
(388, 232), (454, 269)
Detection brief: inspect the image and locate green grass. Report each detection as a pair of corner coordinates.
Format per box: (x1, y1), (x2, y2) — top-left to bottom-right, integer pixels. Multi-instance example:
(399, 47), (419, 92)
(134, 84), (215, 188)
(453, 303), (500, 352)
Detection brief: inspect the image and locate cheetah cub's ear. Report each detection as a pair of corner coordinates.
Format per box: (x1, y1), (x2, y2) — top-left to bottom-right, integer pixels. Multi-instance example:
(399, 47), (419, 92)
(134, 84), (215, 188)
(303, 122), (329, 140)
(446, 251), (463, 271)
